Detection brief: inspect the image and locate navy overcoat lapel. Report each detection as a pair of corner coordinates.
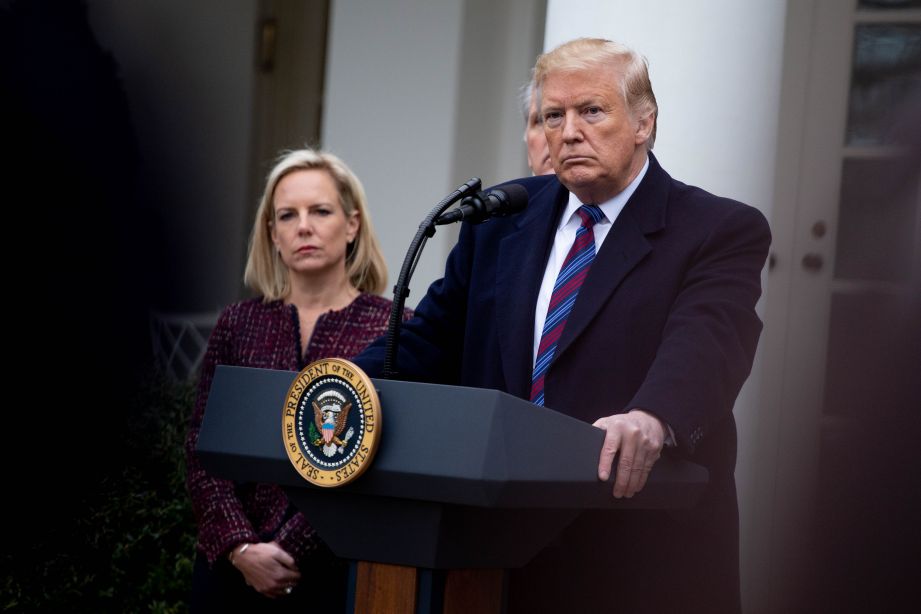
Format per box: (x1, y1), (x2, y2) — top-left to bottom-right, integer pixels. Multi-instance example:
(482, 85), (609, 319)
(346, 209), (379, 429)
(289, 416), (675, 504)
(554, 155), (670, 363)
(495, 180), (569, 399)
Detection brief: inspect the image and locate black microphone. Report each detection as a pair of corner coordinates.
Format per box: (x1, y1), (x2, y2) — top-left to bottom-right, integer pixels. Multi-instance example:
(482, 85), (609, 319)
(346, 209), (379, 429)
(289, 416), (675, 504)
(434, 184), (529, 225)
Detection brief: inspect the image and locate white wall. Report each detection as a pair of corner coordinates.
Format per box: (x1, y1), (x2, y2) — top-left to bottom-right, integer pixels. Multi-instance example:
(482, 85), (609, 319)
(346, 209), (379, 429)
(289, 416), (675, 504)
(322, 0), (466, 298)
(544, 1), (787, 609)
(323, 0), (545, 301)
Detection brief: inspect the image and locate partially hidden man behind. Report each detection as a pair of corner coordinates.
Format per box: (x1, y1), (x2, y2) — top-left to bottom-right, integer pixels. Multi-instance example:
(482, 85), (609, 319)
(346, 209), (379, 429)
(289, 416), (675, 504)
(356, 38), (770, 613)
(520, 79), (554, 176)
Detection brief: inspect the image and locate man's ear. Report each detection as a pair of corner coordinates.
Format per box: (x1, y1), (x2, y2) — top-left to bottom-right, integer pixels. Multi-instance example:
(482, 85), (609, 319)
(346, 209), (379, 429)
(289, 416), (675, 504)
(634, 110), (655, 146)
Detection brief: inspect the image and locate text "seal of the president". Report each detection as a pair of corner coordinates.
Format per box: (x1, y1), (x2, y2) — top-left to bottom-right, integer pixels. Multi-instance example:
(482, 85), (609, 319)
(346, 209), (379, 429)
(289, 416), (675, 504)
(282, 358), (381, 487)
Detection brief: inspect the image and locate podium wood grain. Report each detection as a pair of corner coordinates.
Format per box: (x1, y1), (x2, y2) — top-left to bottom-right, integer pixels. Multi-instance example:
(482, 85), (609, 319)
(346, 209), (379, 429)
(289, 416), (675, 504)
(355, 562), (417, 614)
(444, 569), (504, 614)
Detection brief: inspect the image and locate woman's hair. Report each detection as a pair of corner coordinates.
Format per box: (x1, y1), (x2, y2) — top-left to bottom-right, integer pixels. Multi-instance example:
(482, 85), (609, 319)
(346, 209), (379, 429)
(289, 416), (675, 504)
(244, 148), (388, 299)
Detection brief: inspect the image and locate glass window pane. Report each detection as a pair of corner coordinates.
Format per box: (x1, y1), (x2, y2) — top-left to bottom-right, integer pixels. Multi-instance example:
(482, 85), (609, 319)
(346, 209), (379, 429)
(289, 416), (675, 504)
(835, 156), (919, 282)
(822, 291), (916, 417)
(858, 1), (921, 9)
(846, 24), (921, 146)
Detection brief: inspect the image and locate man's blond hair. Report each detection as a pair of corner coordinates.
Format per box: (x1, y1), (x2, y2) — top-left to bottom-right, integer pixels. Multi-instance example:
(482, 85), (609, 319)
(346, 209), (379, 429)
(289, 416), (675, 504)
(534, 37), (658, 148)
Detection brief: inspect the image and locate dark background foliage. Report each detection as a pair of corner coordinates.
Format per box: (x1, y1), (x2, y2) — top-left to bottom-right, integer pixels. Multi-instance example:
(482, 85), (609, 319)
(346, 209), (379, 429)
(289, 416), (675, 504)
(2, 374), (197, 613)
(1, 1), (187, 609)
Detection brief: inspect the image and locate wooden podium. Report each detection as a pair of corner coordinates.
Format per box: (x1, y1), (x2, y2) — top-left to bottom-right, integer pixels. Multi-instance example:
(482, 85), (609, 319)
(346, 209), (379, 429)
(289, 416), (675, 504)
(196, 365), (708, 613)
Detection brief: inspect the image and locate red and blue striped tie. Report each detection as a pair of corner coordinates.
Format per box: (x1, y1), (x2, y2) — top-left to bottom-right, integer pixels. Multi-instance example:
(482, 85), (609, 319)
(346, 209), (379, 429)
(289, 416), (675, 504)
(530, 204), (604, 406)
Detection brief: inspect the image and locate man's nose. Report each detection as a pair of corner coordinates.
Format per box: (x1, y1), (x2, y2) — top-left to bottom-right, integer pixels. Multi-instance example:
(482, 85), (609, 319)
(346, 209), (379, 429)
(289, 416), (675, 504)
(561, 110), (583, 142)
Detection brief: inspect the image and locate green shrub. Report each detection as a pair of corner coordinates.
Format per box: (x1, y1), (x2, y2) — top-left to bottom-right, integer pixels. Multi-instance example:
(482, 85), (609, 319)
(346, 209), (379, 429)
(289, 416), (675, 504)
(2, 373), (198, 613)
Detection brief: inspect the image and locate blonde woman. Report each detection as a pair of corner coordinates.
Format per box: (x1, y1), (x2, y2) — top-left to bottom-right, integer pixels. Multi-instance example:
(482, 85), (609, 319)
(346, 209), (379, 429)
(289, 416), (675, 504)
(186, 149), (409, 610)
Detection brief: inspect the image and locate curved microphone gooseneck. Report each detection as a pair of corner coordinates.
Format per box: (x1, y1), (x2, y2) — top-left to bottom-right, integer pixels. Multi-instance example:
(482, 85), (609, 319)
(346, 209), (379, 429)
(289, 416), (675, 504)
(381, 178), (482, 379)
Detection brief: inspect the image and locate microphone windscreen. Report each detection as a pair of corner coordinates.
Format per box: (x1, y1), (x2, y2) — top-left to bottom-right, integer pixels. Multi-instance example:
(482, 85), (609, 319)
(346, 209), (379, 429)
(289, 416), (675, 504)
(493, 183), (529, 214)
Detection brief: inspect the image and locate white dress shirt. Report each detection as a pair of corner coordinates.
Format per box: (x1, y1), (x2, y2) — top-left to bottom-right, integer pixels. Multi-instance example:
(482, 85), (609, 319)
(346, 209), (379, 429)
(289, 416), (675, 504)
(532, 156), (650, 364)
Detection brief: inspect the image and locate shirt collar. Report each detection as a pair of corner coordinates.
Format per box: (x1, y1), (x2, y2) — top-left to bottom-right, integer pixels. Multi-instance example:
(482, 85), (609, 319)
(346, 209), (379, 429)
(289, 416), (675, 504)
(558, 155), (650, 229)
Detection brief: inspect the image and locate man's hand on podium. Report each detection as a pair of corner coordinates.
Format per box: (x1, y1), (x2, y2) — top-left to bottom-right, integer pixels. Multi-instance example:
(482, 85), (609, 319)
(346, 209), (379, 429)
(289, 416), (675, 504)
(593, 409), (665, 499)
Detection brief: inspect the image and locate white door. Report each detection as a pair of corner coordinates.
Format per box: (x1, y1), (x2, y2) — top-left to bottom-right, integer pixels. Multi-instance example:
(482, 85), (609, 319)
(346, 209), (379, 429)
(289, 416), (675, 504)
(745, 1), (921, 612)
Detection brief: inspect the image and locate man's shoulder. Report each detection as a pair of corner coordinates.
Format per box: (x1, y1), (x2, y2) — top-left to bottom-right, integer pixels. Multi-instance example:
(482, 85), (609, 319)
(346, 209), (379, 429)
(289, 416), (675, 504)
(665, 175), (769, 235)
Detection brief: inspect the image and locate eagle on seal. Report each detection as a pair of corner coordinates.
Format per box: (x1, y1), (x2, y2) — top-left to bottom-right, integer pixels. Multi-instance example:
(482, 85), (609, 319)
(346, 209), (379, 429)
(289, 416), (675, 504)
(312, 398), (352, 457)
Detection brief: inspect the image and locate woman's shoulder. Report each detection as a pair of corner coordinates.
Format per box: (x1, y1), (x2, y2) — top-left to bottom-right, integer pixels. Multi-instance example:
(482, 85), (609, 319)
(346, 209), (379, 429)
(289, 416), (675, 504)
(217, 296), (289, 329)
(353, 292), (391, 312)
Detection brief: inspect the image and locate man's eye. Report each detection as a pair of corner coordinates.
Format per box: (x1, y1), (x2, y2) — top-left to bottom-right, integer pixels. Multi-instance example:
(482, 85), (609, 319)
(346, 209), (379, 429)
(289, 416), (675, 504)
(543, 112), (562, 126)
(586, 106), (602, 116)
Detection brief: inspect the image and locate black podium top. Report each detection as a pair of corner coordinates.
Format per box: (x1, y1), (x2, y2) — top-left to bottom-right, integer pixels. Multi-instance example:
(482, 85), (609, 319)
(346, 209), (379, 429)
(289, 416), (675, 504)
(196, 366), (708, 568)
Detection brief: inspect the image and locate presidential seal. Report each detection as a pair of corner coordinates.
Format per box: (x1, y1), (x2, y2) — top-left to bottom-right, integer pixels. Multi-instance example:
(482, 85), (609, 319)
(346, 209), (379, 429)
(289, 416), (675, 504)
(282, 358), (381, 487)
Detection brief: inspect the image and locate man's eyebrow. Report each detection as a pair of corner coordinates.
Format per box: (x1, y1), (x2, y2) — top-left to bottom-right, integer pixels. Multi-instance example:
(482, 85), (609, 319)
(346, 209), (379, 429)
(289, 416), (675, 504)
(542, 96), (606, 109)
(573, 96), (606, 107)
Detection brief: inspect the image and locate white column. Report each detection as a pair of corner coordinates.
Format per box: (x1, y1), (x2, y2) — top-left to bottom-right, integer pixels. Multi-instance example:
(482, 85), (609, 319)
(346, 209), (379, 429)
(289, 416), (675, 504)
(322, 0), (545, 301)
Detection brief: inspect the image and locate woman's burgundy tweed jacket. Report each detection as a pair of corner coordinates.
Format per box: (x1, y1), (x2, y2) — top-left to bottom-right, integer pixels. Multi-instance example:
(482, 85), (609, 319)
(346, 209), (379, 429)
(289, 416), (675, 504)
(185, 294), (405, 565)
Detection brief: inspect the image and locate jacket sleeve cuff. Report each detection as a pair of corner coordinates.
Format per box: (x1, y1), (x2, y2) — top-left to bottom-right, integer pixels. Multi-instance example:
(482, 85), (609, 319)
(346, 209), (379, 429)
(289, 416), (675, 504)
(275, 513), (321, 564)
(201, 525), (260, 566)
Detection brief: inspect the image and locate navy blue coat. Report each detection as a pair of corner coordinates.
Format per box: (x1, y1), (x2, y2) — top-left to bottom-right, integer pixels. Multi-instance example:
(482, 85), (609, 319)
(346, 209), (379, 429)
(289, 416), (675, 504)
(356, 153), (770, 613)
